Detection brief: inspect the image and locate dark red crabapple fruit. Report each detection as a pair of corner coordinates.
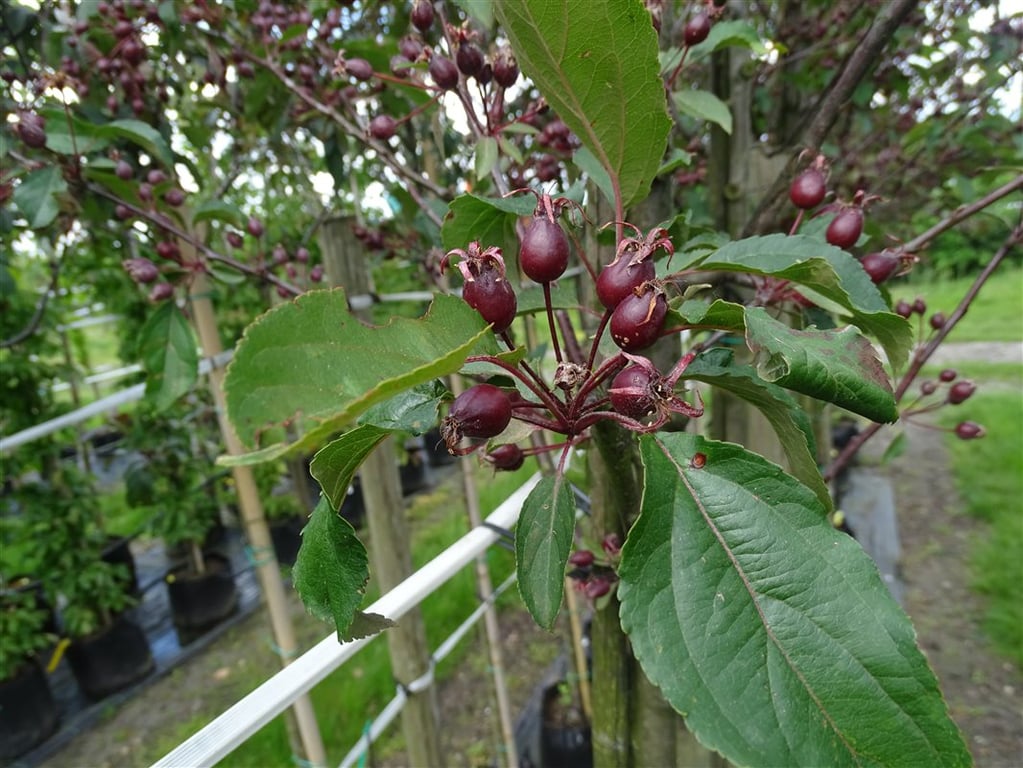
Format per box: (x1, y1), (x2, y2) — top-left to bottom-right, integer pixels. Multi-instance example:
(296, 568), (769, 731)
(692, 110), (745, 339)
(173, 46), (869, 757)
(163, 188), (185, 207)
(155, 240), (180, 260)
(520, 217), (570, 283)
(683, 13), (711, 46)
(912, 297), (927, 315)
(602, 533), (622, 557)
(920, 380), (937, 396)
(894, 299), (912, 318)
(789, 168), (827, 210)
(860, 251), (899, 284)
(148, 282), (174, 302)
(486, 443), (524, 471)
(456, 42), (484, 78)
(346, 58), (374, 82)
(115, 204), (132, 220)
(429, 55), (459, 90)
(146, 169), (167, 185)
(17, 113), (47, 149)
(585, 577), (612, 599)
(929, 312), (946, 331)
(596, 255), (656, 310)
(309, 265), (324, 282)
(247, 217), (264, 237)
(399, 35), (424, 62)
(954, 421), (985, 440)
(609, 365), (657, 420)
(123, 257), (159, 284)
(492, 49), (519, 88)
(444, 384), (513, 442)
(825, 208), (864, 249)
(369, 115), (397, 140)
(411, 0), (435, 31)
(939, 368), (957, 383)
(115, 160), (134, 180)
(295, 247), (310, 263)
(462, 265), (517, 333)
(568, 550), (595, 568)
(226, 231), (244, 249)
(610, 286), (667, 352)
(947, 380), (976, 405)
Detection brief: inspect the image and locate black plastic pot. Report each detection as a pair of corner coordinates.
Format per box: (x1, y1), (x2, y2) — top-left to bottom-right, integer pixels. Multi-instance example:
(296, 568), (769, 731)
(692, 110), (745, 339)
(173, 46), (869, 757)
(269, 516), (305, 566)
(540, 682), (592, 768)
(165, 552), (239, 636)
(0, 660), (59, 760)
(340, 479), (365, 528)
(66, 612), (154, 700)
(400, 448), (431, 496)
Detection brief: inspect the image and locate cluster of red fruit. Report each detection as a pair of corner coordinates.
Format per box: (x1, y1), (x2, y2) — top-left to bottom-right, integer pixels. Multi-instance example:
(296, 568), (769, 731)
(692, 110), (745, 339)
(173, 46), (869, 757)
(910, 369), (984, 441)
(566, 534), (622, 601)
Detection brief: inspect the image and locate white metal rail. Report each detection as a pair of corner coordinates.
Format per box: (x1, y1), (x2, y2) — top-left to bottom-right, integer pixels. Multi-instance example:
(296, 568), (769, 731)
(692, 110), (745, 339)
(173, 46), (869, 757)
(151, 473), (538, 768)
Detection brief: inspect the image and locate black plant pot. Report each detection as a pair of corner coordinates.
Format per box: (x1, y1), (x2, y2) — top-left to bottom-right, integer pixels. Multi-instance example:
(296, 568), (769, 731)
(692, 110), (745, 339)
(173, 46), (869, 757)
(340, 479), (365, 528)
(423, 428), (457, 467)
(165, 552), (239, 637)
(101, 536), (139, 595)
(0, 660), (59, 761)
(400, 448), (432, 496)
(66, 612), (154, 700)
(540, 682), (592, 768)
(269, 516), (305, 567)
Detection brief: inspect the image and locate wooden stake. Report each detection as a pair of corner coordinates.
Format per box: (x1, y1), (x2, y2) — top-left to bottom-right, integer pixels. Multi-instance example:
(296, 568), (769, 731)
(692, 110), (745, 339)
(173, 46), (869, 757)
(318, 217), (442, 768)
(186, 263), (327, 768)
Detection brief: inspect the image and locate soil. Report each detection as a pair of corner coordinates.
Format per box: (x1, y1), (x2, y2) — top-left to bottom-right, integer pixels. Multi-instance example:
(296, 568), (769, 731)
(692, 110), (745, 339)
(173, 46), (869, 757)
(36, 416), (1022, 767)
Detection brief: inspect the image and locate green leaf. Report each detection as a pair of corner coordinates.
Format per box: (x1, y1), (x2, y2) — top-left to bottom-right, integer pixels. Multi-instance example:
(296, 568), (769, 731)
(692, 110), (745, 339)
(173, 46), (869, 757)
(744, 307), (898, 423)
(358, 381), (447, 436)
(684, 348), (831, 511)
(38, 108), (110, 155)
(310, 425), (391, 512)
(453, 0), (494, 27)
(442, 193), (534, 266)
(688, 233), (913, 367)
(98, 119), (174, 168)
(224, 290), (497, 462)
(192, 199), (245, 227)
(619, 432), (971, 768)
(687, 20), (769, 63)
(474, 136), (499, 183)
(494, 0), (670, 208)
(881, 431), (907, 464)
(137, 302), (199, 411)
(292, 496), (394, 641)
(12, 167), (67, 229)
(672, 89), (733, 134)
(572, 146), (615, 207)
(515, 474), (576, 631)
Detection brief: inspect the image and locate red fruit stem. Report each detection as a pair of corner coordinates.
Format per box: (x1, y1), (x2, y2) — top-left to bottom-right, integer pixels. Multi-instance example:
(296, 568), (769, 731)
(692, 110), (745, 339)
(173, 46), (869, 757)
(543, 283), (564, 364)
(556, 310), (585, 364)
(824, 221), (1022, 483)
(788, 209), (804, 236)
(465, 352), (569, 424)
(584, 309), (613, 373)
(665, 46), (690, 91)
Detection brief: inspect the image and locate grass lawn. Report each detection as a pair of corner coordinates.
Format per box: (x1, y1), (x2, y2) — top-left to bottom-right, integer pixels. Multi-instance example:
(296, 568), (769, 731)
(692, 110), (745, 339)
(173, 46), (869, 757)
(942, 386), (1023, 669)
(892, 266), (1023, 343)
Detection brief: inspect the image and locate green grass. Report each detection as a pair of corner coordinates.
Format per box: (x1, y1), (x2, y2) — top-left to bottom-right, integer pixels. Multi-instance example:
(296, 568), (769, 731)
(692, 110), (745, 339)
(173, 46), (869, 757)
(138, 460), (538, 767)
(893, 266), (1023, 342)
(942, 388), (1023, 669)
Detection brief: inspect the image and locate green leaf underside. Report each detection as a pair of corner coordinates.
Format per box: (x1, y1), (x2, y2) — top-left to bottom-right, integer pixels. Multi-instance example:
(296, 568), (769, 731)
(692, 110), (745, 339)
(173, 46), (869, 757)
(12, 166), (67, 229)
(310, 425), (391, 511)
(223, 290), (497, 462)
(292, 496), (393, 642)
(137, 302), (199, 411)
(515, 474), (576, 630)
(358, 381), (447, 436)
(441, 194), (535, 268)
(745, 307), (898, 423)
(673, 90), (733, 134)
(494, 0), (670, 208)
(684, 233), (913, 368)
(676, 300), (897, 424)
(684, 348), (831, 511)
(619, 433), (970, 768)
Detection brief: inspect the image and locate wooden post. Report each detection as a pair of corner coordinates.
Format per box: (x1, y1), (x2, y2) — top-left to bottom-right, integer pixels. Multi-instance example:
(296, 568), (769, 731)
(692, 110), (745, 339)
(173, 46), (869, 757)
(185, 263), (327, 768)
(318, 217), (443, 768)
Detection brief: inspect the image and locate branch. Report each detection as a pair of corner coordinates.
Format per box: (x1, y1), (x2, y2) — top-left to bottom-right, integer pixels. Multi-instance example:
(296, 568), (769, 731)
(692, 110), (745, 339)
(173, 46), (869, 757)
(823, 220), (1023, 482)
(0, 260), (61, 349)
(742, 0), (919, 236)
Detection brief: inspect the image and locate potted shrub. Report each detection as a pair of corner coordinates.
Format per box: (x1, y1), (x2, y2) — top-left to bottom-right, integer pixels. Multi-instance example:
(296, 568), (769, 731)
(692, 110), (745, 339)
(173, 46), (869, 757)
(24, 464), (153, 700)
(0, 585), (59, 761)
(124, 402), (238, 637)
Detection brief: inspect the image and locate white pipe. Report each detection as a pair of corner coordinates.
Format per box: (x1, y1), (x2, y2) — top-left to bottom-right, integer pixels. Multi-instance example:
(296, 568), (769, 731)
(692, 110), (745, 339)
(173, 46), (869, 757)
(0, 351), (232, 455)
(151, 473), (538, 768)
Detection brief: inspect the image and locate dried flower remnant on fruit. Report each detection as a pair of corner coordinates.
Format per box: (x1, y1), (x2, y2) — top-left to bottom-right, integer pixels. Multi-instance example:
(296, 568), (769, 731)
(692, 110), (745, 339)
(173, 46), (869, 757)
(442, 241), (517, 333)
(596, 225), (672, 310)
